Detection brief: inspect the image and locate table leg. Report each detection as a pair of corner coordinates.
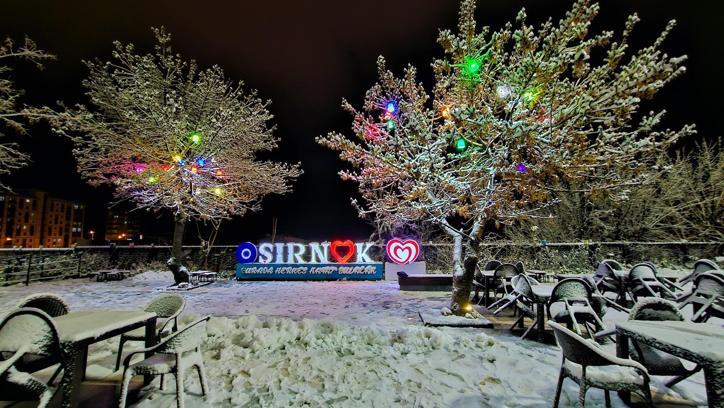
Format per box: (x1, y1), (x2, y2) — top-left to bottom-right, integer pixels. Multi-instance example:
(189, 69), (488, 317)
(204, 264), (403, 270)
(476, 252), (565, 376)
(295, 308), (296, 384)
(143, 317), (158, 385)
(60, 343), (87, 408)
(483, 277), (490, 307)
(704, 364), (723, 408)
(616, 331), (632, 405)
(536, 301), (545, 338)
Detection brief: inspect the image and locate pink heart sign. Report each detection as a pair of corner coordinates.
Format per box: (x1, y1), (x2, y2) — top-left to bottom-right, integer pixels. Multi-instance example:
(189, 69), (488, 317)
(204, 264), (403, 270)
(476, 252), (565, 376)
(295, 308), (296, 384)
(386, 238), (420, 265)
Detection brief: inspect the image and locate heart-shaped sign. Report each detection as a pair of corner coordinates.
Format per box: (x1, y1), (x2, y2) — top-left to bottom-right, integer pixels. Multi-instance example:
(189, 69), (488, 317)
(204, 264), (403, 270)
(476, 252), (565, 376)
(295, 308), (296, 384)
(330, 240), (356, 263)
(386, 238), (420, 265)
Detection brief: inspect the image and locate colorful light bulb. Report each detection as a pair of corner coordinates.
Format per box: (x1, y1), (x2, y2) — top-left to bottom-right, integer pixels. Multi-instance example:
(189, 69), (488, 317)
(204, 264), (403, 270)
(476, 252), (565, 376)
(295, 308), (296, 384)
(462, 56), (482, 77)
(147, 176), (158, 184)
(516, 163), (528, 173)
(454, 138), (467, 152)
(189, 131), (202, 144)
(441, 105), (452, 120)
(385, 101), (398, 114)
(191, 166), (198, 173)
(215, 169), (223, 176)
(197, 158), (205, 166)
(213, 187), (223, 196)
(385, 120), (396, 131)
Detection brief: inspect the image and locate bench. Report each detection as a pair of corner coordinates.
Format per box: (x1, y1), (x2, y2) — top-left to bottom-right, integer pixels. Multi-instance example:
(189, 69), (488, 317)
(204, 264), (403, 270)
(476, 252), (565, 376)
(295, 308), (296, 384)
(397, 272), (452, 291)
(190, 271), (218, 284)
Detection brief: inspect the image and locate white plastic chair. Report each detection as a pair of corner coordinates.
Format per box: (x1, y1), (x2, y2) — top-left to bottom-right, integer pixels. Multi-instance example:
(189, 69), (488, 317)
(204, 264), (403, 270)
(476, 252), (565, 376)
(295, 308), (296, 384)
(118, 316), (210, 408)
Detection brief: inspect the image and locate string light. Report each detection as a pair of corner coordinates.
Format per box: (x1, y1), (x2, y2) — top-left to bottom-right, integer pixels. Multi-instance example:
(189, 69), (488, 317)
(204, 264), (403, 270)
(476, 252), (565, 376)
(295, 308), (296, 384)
(147, 176), (158, 184)
(454, 138), (467, 152)
(191, 165), (198, 173)
(172, 154), (182, 163)
(213, 187), (223, 196)
(385, 120), (396, 131)
(516, 163), (528, 173)
(215, 169), (223, 176)
(189, 131), (202, 144)
(197, 158), (205, 166)
(441, 105), (452, 120)
(385, 100), (398, 115)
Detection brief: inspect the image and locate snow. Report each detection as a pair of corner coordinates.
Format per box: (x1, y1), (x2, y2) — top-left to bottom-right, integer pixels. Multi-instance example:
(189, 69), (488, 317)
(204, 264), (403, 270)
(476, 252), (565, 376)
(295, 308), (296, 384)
(0, 271), (713, 407)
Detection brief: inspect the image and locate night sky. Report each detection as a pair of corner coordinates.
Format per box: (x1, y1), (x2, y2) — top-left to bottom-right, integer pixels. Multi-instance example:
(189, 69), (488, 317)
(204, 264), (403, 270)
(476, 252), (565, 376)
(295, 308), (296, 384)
(1, 0), (722, 244)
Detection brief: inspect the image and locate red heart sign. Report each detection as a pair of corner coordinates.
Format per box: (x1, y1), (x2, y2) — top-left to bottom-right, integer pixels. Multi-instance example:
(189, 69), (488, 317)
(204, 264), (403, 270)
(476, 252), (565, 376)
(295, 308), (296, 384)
(386, 238), (420, 265)
(330, 240), (356, 263)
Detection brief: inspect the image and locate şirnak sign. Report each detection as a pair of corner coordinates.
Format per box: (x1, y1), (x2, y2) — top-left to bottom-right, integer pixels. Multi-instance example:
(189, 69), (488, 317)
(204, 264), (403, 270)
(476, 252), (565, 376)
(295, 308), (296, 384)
(234, 240), (384, 281)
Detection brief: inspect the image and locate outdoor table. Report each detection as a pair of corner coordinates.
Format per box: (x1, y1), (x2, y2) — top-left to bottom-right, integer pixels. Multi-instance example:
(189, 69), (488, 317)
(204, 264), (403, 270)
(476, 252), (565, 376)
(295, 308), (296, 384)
(554, 273), (589, 282)
(527, 269), (549, 282)
(530, 283), (555, 338)
(616, 320), (724, 407)
(54, 310), (157, 408)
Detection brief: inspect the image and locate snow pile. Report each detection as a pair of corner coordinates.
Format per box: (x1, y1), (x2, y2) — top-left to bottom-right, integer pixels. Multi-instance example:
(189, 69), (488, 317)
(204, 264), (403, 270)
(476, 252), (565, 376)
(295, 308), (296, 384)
(132, 315), (563, 407)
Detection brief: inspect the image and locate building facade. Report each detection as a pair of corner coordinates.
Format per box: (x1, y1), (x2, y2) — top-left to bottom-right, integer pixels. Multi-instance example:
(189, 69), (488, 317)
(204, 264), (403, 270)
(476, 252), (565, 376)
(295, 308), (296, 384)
(105, 210), (141, 242)
(0, 191), (86, 248)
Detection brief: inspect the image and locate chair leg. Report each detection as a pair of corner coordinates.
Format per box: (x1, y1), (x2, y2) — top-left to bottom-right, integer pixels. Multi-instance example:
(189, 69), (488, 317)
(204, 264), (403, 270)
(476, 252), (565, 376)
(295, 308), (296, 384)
(666, 366), (699, 388)
(47, 364), (63, 385)
(604, 389), (611, 408)
(641, 384), (654, 408)
(553, 367), (565, 408)
(521, 320), (537, 340)
(196, 360), (209, 396)
(578, 384), (587, 408)
(118, 368), (133, 408)
(176, 367), (186, 408)
(115, 337), (127, 372)
(160, 374), (165, 390)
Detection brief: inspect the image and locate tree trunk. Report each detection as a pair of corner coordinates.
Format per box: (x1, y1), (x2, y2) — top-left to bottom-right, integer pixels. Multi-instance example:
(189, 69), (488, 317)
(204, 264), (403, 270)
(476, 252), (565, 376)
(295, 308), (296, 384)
(167, 213), (189, 284)
(448, 232), (479, 315)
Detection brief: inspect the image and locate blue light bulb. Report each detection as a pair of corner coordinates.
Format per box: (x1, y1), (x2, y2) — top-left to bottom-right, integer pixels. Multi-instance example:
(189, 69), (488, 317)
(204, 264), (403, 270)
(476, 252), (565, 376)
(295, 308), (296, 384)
(386, 101), (397, 114)
(197, 158), (205, 166)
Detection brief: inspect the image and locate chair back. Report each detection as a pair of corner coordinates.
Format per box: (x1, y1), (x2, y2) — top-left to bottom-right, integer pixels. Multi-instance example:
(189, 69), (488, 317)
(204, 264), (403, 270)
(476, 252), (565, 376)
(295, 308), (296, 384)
(513, 274), (536, 298)
(693, 273), (724, 298)
(549, 321), (613, 367)
(594, 262), (614, 279)
(144, 294), (186, 319)
(693, 259), (719, 274)
(494, 263), (519, 280)
(629, 263), (657, 281)
(629, 298), (683, 322)
(601, 259), (625, 272)
(16, 294), (69, 317)
(157, 316), (210, 354)
(0, 308), (60, 357)
(550, 278), (592, 304)
(482, 260), (502, 271)
(514, 261), (524, 274)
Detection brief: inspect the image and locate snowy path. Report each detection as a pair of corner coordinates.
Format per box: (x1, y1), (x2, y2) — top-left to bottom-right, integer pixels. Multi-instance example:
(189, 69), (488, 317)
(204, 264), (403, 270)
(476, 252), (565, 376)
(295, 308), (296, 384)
(0, 272), (709, 407)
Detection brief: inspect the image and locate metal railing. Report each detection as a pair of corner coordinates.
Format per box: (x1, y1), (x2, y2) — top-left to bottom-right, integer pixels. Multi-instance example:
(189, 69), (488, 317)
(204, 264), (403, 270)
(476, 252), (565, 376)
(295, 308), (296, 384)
(0, 241), (720, 286)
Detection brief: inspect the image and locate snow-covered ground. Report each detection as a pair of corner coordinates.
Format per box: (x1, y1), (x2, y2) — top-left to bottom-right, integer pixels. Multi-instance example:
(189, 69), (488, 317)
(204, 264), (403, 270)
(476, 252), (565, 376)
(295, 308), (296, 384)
(0, 271), (710, 407)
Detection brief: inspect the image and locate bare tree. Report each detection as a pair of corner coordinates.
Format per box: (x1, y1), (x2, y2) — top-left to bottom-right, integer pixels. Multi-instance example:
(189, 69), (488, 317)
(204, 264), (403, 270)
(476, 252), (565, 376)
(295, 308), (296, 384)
(52, 28), (301, 283)
(0, 37), (54, 189)
(319, 0), (695, 315)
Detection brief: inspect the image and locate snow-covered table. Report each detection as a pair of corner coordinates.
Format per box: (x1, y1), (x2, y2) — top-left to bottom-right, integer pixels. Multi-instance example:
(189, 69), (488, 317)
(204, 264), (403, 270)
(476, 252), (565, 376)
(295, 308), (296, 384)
(54, 310), (157, 407)
(616, 320), (724, 407)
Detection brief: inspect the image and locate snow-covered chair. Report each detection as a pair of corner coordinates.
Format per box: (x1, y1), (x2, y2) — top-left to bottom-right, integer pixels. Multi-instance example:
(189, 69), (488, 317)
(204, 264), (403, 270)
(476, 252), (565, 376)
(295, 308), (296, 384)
(488, 274), (537, 314)
(491, 263), (519, 302)
(550, 320), (653, 408)
(679, 272), (724, 323)
(118, 316), (211, 408)
(627, 263), (675, 301)
(508, 275), (543, 339)
(626, 298), (701, 387)
(115, 294), (186, 371)
(16, 293), (69, 317)
(679, 259), (719, 286)
(0, 308), (62, 407)
(549, 278), (605, 337)
(593, 261), (622, 299)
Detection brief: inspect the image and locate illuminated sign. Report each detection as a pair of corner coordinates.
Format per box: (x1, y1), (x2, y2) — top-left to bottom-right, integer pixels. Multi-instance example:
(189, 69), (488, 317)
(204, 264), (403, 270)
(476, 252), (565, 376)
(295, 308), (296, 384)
(386, 238), (420, 265)
(234, 240), (383, 281)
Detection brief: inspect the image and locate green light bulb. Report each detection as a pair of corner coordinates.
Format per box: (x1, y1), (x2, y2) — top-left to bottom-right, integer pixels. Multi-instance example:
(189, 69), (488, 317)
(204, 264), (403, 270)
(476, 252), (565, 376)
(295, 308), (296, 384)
(385, 120), (396, 131)
(147, 176), (158, 184)
(454, 138), (467, 152)
(462, 56), (483, 77)
(189, 131), (202, 144)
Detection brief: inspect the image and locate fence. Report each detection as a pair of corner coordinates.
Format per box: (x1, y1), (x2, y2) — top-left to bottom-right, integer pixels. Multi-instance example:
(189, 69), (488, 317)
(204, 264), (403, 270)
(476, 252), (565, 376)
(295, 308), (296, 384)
(0, 241), (721, 286)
